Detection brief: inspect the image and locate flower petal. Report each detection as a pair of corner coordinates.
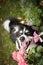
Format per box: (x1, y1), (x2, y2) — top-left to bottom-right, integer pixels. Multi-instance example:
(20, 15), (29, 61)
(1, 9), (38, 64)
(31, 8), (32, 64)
(12, 51), (18, 62)
(33, 32), (39, 42)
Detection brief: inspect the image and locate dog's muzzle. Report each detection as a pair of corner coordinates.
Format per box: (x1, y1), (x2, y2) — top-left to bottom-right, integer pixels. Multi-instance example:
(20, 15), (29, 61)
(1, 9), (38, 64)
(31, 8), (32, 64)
(16, 35), (33, 51)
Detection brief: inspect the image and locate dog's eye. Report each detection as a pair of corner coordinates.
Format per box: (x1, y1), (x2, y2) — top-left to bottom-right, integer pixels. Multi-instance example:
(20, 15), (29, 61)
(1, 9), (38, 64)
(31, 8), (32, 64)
(25, 30), (30, 36)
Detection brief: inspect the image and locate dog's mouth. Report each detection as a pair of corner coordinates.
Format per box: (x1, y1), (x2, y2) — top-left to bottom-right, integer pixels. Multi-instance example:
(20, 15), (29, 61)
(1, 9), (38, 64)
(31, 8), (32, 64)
(21, 40), (31, 50)
(16, 36), (32, 51)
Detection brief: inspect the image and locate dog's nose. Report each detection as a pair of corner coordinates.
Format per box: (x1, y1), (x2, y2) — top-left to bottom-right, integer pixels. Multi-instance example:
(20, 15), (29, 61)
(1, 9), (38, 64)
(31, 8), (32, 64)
(20, 36), (25, 42)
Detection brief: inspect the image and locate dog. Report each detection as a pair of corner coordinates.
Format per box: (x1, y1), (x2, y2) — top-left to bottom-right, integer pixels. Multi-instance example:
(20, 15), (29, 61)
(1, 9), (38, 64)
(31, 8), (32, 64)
(3, 18), (43, 51)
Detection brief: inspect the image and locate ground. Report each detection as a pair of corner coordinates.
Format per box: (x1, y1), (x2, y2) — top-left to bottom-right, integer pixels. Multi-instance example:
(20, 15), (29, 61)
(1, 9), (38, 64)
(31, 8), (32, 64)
(0, 0), (43, 65)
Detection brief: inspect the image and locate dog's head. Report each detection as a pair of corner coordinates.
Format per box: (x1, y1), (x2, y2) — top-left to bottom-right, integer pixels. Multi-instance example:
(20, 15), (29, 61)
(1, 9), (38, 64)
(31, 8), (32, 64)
(3, 18), (38, 51)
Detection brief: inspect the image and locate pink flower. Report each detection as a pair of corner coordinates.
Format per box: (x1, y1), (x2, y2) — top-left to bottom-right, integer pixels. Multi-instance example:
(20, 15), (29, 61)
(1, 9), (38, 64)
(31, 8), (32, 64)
(12, 51), (18, 62)
(18, 60), (28, 65)
(12, 50), (27, 61)
(33, 32), (43, 43)
(12, 49), (28, 65)
(33, 32), (40, 43)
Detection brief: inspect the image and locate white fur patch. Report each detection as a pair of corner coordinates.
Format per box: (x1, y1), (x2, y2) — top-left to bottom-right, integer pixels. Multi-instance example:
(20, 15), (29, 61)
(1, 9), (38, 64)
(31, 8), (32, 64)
(3, 20), (10, 32)
(16, 41), (20, 50)
(13, 26), (19, 33)
(19, 30), (23, 34)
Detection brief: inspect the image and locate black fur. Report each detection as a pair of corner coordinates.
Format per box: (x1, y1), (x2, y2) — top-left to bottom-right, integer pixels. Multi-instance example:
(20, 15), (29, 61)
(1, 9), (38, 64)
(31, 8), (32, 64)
(8, 18), (43, 46)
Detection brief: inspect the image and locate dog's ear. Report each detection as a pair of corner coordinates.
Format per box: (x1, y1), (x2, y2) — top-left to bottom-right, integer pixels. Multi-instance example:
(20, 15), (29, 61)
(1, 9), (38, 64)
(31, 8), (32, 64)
(3, 18), (21, 32)
(3, 20), (10, 32)
(32, 25), (39, 32)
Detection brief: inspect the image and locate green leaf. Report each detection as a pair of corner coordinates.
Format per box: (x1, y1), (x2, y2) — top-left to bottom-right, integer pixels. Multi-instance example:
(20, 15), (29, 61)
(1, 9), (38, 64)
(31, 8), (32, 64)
(31, 48), (36, 53)
(35, 53), (41, 57)
(37, 46), (43, 52)
(28, 50), (33, 55)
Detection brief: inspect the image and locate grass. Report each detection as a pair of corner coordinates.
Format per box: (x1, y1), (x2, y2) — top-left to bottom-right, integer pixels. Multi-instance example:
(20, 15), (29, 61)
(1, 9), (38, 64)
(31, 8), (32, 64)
(0, 1), (20, 65)
(0, 0), (43, 65)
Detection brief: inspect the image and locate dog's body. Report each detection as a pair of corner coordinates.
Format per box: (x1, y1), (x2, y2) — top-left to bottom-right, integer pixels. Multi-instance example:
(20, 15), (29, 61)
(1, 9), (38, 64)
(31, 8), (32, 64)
(3, 18), (43, 51)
